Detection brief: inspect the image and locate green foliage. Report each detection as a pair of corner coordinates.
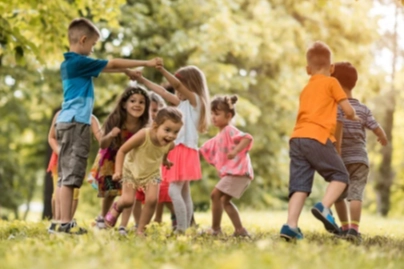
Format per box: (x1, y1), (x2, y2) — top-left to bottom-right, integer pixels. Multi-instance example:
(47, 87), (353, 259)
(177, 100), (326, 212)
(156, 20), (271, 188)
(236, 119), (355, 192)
(2, 212), (404, 268)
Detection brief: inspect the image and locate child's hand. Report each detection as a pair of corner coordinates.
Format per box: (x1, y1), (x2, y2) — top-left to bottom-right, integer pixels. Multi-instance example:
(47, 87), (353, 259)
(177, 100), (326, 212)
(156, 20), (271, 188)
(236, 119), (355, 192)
(378, 137), (388, 146)
(112, 172), (122, 181)
(147, 57), (163, 67)
(126, 69), (143, 81)
(163, 159), (173, 169)
(109, 127), (121, 138)
(227, 151), (237, 160)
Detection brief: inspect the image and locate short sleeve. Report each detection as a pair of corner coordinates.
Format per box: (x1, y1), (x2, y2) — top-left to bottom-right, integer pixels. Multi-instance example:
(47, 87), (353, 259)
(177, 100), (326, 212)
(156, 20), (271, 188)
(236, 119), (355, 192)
(73, 56), (108, 78)
(199, 139), (216, 165)
(227, 126), (253, 152)
(364, 107), (379, 130)
(330, 78), (347, 103)
(337, 106), (344, 121)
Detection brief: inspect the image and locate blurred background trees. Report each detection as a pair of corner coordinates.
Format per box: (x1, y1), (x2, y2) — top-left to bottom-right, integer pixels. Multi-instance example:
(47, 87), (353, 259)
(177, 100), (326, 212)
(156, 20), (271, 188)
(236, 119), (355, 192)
(0, 0), (403, 219)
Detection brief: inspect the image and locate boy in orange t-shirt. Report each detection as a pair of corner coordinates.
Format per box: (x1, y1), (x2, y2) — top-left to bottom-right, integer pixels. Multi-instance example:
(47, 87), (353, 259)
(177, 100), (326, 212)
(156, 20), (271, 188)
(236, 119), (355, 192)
(280, 41), (359, 241)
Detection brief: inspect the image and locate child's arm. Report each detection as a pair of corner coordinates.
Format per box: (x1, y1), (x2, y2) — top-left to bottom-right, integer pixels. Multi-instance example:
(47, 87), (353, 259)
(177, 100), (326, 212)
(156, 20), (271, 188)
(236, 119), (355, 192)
(338, 99), (359, 121)
(102, 58), (162, 72)
(227, 137), (252, 160)
(372, 126), (388, 146)
(90, 115), (102, 143)
(48, 111), (60, 154)
(162, 143), (175, 169)
(112, 129), (147, 181)
(99, 127), (121, 149)
(158, 67), (197, 107)
(334, 120), (343, 155)
(136, 75), (180, 106)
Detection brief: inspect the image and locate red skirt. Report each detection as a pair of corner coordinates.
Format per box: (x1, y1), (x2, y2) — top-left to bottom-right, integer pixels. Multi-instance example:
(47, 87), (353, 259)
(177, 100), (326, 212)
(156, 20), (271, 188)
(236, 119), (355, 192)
(162, 144), (201, 182)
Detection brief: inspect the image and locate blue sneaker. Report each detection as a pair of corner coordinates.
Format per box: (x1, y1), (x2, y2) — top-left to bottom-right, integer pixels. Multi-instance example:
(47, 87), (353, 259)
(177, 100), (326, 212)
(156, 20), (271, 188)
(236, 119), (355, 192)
(280, 224), (304, 241)
(311, 202), (340, 234)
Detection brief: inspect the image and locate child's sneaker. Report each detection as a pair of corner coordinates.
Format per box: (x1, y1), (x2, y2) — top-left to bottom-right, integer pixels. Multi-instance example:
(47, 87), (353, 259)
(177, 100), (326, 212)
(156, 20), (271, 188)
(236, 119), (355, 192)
(57, 222), (87, 235)
(47, 222), (58, 234)
(345, 228), (362, 244)
(280, 224), (304, 241)
(95, 216), (106, 229)
(311, 202), (340, 234)
(118, 226), (128, 236)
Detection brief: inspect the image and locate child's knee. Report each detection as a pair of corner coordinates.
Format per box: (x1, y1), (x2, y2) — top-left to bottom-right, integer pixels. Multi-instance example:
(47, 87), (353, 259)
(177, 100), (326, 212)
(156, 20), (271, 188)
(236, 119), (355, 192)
(211, 189), (221, 200)
(220, 195), (232, 204)
(121, 196), (134, 208)
(146, 198), (158, 207)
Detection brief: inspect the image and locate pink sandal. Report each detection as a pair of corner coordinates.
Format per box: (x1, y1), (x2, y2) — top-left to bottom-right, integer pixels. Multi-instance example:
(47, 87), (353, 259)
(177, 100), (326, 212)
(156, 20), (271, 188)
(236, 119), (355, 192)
(104, 202), (122, 228)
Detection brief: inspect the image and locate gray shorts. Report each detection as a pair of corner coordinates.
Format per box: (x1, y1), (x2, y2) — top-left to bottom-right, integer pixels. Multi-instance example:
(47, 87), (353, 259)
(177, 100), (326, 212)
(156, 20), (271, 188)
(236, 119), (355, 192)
(337, 163), (369, 202)
(289, 138), (349, 198)
(56, 122), (90, 188)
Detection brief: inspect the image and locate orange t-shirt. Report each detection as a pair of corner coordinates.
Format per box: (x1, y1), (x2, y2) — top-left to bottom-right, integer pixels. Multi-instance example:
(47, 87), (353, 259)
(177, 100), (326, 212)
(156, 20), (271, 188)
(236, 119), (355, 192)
(291, 74), (347, 144)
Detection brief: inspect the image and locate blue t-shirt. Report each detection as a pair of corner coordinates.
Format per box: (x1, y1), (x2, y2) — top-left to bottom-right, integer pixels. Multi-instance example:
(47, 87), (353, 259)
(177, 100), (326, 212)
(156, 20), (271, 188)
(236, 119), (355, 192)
(57, 52), (108, 125)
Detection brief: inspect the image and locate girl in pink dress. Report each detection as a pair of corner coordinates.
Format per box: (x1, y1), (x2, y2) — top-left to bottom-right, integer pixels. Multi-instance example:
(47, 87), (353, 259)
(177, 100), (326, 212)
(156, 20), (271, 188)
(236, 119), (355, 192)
(200, 95), (253, 237)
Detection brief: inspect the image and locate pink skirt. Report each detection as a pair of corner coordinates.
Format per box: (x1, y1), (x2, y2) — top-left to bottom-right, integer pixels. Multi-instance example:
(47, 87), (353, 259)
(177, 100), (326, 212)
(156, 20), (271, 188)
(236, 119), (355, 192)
(162, 144), (201, 182)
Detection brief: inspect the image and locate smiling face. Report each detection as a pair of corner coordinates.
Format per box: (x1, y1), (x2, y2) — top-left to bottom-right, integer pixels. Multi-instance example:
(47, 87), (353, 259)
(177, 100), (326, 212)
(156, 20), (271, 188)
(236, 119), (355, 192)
(154, 119), (183, 146)
(123, 93), (146, 119)
(211, 109), (232, 129)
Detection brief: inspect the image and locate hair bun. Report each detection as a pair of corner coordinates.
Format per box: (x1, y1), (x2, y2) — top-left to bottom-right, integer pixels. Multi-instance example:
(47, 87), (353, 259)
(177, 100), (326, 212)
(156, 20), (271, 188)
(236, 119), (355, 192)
(230, 95), (238, 105)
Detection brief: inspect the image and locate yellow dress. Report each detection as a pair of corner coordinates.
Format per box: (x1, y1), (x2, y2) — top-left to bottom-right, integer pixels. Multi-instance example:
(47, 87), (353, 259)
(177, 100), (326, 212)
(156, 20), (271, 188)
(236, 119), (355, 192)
(122, 128), (171, 188)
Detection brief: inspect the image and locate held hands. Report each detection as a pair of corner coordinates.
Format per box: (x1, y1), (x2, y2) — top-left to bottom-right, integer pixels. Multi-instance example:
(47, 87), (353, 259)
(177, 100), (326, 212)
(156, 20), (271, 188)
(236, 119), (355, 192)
(163, 159), (173, 170)
(112, 172), (122, 181)
(147, 57), (164, 68)
(126, 69), (143, 81)
(109, 127), (121, 138)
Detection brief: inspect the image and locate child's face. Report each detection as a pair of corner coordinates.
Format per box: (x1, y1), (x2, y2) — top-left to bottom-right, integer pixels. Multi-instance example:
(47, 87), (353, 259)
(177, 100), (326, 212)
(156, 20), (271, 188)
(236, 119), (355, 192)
(150, 101), (159, 121)
(211, 109), (232, 129)
(155, 119), (182, 146)
(80, 35), (99, 56)
(123, 94), (146, 119)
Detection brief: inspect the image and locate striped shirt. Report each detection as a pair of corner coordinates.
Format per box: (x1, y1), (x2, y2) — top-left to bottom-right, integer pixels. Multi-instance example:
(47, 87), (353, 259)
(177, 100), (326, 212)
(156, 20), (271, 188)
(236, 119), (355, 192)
(337, 98), (379, 166)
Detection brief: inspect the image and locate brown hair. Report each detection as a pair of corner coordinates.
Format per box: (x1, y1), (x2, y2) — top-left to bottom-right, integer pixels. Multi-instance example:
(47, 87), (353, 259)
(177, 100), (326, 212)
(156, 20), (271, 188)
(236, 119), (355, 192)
(331, 62), (358, 90)
(149, 92), (166, 108)
(103, 86), (150, 149)
(211, 95), (238, 118)
(306, 41), (332, 71)
(68, 18), (101, 44)
(154, 107), (183, 127)
(175, 66), (210, 133)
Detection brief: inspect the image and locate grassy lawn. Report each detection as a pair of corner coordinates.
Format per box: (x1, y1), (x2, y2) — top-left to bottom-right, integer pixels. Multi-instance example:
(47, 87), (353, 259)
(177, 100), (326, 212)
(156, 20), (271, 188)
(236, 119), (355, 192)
(1, 211), (403, 269)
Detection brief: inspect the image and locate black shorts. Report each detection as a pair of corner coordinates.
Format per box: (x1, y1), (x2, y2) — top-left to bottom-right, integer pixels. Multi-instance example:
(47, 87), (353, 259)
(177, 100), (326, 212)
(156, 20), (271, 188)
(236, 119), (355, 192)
(288, 138), (349, 198)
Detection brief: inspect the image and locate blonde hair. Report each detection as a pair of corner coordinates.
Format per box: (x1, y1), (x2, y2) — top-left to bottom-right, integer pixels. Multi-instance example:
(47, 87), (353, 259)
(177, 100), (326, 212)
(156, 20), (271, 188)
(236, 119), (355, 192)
(306, 41), (332, 71)
(175, 66), (210, 133)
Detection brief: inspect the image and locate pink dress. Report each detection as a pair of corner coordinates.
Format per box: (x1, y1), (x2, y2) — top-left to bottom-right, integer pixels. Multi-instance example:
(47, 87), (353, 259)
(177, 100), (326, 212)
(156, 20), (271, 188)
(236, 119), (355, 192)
(200, 125), (254, 179)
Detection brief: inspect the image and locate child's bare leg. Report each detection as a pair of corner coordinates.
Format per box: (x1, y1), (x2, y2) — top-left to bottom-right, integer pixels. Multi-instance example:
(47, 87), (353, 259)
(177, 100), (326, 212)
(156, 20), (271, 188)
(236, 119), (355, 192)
(210, 188), (223, 231)
(221, 193), (244, 232)
(165, 202), (175, 215)
(137, 184), (159, 234)
(120, 206), (133, 227)
(102, 196), (115, 217)
(133, 200), (142, 226)
(71, 199), (78, 219)
(154, 203), (164, 223)
(350, 200), (362, 230)
(107, 183), (135, 221)
(286, 192), (308, 228)
(334, 199), (349, 230)
(322, 181), (347, 208)
(54, 186), (61, 221)
(60, 186), (74, 223)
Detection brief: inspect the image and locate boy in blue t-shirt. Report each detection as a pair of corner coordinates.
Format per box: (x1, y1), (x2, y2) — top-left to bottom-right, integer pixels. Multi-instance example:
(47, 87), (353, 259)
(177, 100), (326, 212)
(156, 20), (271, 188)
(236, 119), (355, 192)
(56, 18), (160, 234)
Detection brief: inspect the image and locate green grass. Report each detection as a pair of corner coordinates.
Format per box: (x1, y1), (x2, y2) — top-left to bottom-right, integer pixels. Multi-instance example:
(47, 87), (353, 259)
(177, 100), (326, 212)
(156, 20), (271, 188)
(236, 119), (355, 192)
(1, 211), (404, 269)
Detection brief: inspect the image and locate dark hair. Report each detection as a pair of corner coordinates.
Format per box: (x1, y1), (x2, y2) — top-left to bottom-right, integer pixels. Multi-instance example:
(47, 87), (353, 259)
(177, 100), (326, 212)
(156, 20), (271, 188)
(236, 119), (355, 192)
(154, 107), (183, 127)
(68, 18), (100, 44)
(103, 86), (150, 149)
(306, 41), (332, 71)
(149, 92), (166, 108)
(332, 62), (358, 90)
(211, 95), (238, 118)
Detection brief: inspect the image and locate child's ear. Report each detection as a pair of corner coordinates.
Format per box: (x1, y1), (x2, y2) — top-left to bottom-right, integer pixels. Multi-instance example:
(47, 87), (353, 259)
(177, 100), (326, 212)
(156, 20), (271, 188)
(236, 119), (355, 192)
(79, 35), (87, 45)
(330, 64), (335, 75)
(306, 66), (311, 75)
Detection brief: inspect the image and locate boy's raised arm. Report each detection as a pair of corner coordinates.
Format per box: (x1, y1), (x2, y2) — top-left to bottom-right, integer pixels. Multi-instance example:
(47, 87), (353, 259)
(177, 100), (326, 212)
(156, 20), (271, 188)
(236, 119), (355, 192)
(103, 58), (161, 72)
